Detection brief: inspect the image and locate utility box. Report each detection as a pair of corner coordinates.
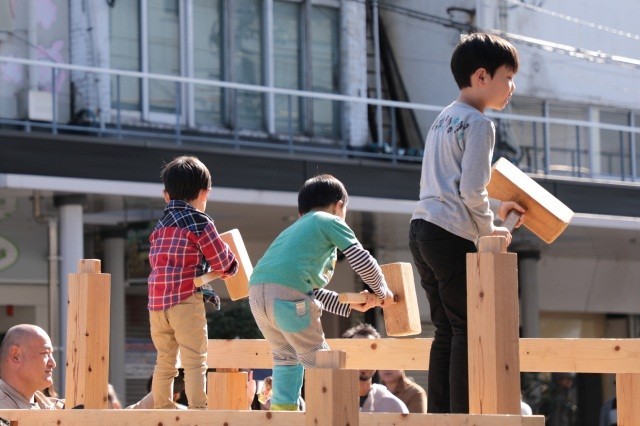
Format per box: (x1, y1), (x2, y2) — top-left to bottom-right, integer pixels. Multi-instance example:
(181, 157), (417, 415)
(19, 89), (54, 121)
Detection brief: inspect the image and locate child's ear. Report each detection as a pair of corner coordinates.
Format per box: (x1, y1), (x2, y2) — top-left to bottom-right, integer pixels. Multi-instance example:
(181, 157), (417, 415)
(473, 68), (487, 86)
(163, 190), (171, 203)
(199, 188), (211, 202)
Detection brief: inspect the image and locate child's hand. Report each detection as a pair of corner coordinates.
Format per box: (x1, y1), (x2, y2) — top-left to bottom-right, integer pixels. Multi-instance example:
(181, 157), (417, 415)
(492, 226), (512, 246)
(349, 290), (378, 312)
(381, 288), (395, 307)
(498, 201), (526, 228)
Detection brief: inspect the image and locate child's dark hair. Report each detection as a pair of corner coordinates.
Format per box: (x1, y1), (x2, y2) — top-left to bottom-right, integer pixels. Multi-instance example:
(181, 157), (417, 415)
(161, 156), (211, 201)
(298, 174), (348, 215)
(450, 32), (519, 89)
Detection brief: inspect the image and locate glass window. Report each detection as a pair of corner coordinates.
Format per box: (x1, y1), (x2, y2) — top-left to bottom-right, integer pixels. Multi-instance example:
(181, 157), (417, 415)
(548, 103), (588, 176)
(233, 0), (263, 130)
(110, 0), (140, 110)
(310, 6), (340, 138)
(600, 109), (631, 178)
(274, 1), (302, 133)
(193, 0), (223, 126)
(147, 0), (180, 114)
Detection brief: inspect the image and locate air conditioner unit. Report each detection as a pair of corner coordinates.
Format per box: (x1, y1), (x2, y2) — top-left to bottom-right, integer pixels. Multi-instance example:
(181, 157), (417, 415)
(18, 89), (53, 122)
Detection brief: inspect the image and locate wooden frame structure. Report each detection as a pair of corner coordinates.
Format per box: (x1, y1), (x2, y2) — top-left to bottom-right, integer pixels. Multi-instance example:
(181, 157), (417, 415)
(6, 240), (637, 424)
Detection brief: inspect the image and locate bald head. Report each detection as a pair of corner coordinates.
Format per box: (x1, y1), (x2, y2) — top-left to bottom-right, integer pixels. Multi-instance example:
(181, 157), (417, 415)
(0, 325), (50, 361)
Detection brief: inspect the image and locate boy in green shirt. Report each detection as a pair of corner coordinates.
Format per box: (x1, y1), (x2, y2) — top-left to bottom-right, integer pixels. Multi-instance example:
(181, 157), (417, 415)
(249, 174), (393, 410)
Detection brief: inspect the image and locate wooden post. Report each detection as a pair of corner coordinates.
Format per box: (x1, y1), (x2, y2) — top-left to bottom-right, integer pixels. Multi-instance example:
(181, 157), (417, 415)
(467, 236), (521, 414)
(65, 259), (111, 409)
(616, 373), (640, 426)
(207, 368), (249, 410)
(305, 350), (358, 426)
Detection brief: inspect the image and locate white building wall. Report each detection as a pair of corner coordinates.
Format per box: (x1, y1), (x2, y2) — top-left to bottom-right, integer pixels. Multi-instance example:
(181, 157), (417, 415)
(477, 0), (640, 110)
(538, 256), (640, 314)
(382, 0), (640, 112)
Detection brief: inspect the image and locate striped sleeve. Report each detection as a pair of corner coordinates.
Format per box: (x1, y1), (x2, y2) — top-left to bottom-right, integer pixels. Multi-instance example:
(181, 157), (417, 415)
(342, 243), (388, 299)
(313, 288), (351, 317)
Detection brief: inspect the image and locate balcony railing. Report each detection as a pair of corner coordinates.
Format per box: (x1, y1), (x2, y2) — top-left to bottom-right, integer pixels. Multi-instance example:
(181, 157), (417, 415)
(1, 55), (639, 182)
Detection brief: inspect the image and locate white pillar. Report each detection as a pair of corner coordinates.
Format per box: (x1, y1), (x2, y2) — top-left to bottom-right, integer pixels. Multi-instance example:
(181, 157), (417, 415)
(588, 106), (601, 177)
(340, 0), (368, 147)
(55, 195), (85, 394)
(518, 250), (540, 338)
(103, 227), (127, 404)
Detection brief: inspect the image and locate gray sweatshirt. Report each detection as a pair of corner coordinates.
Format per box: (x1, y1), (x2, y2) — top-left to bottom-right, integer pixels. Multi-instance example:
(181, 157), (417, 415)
(412, 101), (499, 242)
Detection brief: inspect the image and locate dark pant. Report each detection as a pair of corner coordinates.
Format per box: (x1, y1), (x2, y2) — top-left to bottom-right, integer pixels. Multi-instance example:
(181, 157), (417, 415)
(409, 219), (476, 413)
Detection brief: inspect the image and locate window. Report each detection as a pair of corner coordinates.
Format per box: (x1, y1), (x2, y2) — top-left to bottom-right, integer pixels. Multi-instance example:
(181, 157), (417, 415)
(193, 0), (223, 126)
(109, 0), (341, 139)
(310, 6), (340, 138)
(110, 0), (140, 111)
(273, 1), (340, 138)
(274, 1), (302, 133)
(232, 0), (264, 130)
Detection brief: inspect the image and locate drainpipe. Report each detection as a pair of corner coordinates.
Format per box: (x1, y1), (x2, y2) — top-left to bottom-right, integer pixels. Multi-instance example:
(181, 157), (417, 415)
(32, 191), (60, 385)
(28, 1), (38, 90)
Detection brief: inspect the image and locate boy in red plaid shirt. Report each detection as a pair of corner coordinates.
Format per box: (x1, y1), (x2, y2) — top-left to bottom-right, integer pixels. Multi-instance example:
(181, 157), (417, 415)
(148, 155), (237, 409)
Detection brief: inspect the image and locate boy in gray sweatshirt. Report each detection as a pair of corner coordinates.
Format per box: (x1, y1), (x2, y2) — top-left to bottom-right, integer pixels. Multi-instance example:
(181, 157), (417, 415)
(409, 32), (525, 414)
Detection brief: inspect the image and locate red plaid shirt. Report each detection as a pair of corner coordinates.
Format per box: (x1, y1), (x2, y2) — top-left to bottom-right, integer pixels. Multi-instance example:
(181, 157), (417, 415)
(148, 200), (237, 310)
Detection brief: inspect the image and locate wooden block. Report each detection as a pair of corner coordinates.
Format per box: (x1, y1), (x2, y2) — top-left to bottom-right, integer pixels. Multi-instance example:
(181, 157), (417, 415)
(65, 259), (111, 409)
(379, 263), (422, 336)
(467, 237), (520, 414)
(305, 352), (359, 426)
(207, 370), (249, 410)
(616, 373), (640, 426)
(193, 229), (252, 300)
(487, 157), (574, 243)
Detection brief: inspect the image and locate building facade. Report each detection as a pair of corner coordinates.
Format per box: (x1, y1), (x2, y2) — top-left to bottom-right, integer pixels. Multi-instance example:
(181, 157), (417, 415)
(0, 0), (638, 418)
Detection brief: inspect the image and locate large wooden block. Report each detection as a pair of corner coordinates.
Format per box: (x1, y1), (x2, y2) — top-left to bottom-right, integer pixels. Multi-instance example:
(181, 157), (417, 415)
(207, 369), (249, 410)
(487, 157), (573, 243)
(305, 351), (359, 426)
(380, 262), (422, 337)
(65, 259), (111, 409)
(616, 373), (640, 426)
(467, 237), (520, 414)
(194, 228), (252, 300)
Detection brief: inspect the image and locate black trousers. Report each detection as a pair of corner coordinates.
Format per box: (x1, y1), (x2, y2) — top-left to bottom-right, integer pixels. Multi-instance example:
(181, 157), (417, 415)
(409, 219), (477, 414)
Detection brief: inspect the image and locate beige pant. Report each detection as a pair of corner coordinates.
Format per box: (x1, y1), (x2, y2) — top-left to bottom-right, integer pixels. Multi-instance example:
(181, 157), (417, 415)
(149, 293), (208, 409)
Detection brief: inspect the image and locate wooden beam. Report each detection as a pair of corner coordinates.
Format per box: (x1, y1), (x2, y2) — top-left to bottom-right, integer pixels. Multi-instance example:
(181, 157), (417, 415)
(206, 338), (432, 370)
(519, 339), (640, 373)
(0, 409), (544, 426)
(207, 338), (640, 373)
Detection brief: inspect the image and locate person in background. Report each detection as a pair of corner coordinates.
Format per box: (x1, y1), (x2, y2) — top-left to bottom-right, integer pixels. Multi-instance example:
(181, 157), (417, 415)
(379, 369), (427, 413)
(0, 324), (62, 409)
(343, 323), (408, 413)
(107, 384), (122, 409)
(539, 372), (577, 426)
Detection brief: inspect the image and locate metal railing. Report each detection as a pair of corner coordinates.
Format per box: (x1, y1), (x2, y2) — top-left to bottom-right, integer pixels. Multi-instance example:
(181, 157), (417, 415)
(1, 55), (639, 182)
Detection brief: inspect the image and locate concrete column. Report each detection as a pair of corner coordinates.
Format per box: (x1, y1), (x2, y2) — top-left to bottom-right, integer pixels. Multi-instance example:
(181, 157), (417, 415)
(588, 106), (601, 177)
(518, 250), (540, 338)
(102, 227), (127, 404)
(54, 194), (86, 394)
(340, 0), (368, 147)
